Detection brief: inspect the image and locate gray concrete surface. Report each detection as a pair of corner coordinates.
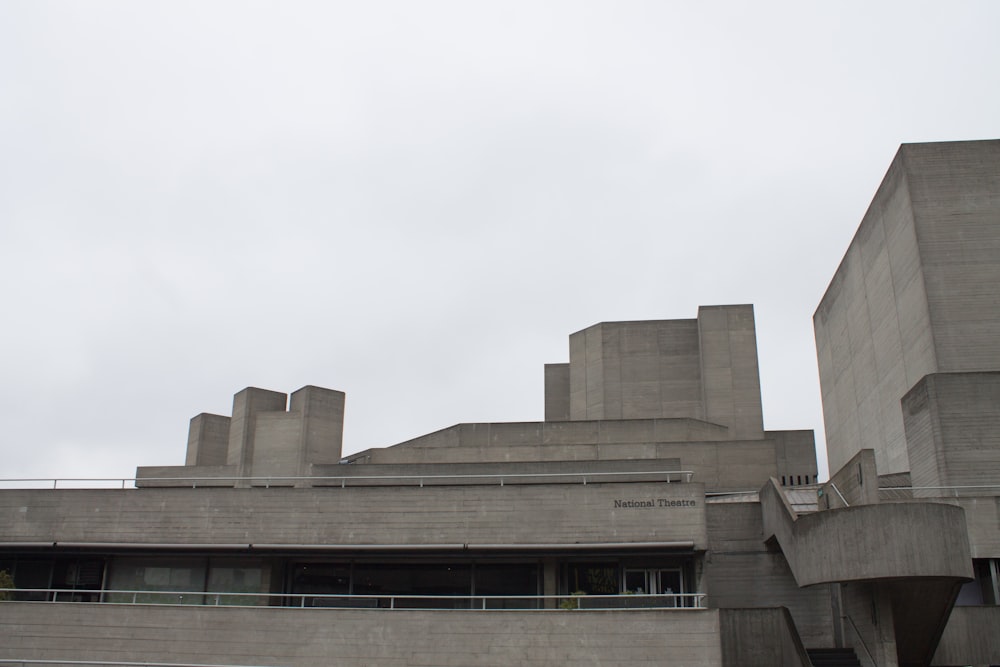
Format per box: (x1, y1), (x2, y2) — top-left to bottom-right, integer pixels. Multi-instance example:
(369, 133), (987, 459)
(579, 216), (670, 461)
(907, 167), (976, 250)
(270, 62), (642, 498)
(0, 603), (724, 666)
(902, 372), (1000, 490)
(719, 608), (812, 667)
(821, 449), (879, 509)
(761, 478), (972, 585)
(562, 306), (764, 439)
(815, 139), (1000, 476)
(932, 606), (1000, 666)
(0, 482), (708, 549)
(706, 501), (834, 648)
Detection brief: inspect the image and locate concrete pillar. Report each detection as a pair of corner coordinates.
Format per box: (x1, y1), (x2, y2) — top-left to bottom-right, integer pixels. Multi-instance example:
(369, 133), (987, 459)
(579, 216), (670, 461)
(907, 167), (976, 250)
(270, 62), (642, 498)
(227, 387), (288, 478)
(185, 413), (231, 466)
(290, 385), (346, 468)
(697, 305), (764, 439)
(542, 558), (559, 609)
(544, 364), (570, 421)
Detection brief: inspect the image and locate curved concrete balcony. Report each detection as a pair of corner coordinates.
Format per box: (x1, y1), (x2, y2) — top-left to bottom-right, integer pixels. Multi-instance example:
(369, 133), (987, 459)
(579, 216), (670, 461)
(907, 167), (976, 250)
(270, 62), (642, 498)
(761, 479), (971, 586)
(761, 479), (973, 667)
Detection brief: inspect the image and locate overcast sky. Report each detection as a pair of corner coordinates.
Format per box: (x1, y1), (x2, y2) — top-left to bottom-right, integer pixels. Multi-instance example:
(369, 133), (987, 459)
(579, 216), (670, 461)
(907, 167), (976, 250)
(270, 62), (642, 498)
(1, 1), (998, 484)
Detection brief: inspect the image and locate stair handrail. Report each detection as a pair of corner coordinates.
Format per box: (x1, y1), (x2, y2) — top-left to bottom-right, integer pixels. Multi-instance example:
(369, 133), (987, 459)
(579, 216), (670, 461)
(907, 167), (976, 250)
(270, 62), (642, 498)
(829, 482), (850, 507)
(843, 612), (876, 667)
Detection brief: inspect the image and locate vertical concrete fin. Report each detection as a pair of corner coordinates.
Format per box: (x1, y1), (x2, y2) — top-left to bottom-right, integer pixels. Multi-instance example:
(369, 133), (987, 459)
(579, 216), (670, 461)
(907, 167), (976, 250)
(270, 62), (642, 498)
(226, 387), (289, 475)
(185, 413), (231, 467)
(568, 326), (595, 420)
(697, 305), (764, 439)
(290, 385), (346, 468)
(544, 363), (571, 421)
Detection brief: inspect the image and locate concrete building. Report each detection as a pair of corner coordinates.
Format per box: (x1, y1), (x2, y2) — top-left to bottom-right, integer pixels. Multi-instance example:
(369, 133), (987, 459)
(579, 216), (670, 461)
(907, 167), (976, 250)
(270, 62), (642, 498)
(1, 139), (998, 667)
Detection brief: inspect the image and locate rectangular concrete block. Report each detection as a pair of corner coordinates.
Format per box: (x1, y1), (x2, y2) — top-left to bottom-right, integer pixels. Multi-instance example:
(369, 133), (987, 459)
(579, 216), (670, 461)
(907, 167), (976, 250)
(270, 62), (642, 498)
(227, 387), (288, 470)
(290, 385), (346, 466)
(815, 140), (1000, 475)
(185, 413), (231, 467)
(543, 363), (570, 421)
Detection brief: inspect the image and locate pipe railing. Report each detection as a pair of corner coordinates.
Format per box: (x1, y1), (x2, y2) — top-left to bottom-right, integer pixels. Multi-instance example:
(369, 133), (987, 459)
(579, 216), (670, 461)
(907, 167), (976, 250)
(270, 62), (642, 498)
(0, 587), (706, 610)
(0, 470), (695, 490)
(843, 612), (878, 667)
(0, 661), (285, 667)
(829, 482), (850, 507)
(878, 484), (1000, 500)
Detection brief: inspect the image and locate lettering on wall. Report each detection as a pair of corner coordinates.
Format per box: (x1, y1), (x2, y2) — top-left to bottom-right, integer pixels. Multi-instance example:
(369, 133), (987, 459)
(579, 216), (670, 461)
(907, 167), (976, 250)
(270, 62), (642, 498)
(613, 498), (698, 509)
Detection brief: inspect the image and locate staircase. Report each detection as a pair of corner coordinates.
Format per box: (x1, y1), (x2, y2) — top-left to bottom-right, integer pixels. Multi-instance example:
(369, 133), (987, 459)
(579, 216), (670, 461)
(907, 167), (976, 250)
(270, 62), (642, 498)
(807, 648), (861, 667)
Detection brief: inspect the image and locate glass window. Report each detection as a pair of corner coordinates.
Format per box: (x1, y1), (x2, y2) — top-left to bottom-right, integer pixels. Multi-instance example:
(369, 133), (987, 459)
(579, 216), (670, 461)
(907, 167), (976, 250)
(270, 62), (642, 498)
(51, 558), (104, 602)
(290, 562), (351, 606)
(353, 563), (472, 609)
(206, 558), (271, 606)
(11, 559), (51, 601)
(565, 562), (618, 595)
(474, 563), (539, 609)
(106, 558), (207, 604)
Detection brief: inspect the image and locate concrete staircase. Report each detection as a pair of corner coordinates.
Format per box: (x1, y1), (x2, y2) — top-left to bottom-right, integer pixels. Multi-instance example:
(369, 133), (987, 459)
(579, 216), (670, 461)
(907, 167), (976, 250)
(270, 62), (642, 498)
(759, 478), (972, 667)
(807, 648), (861, 667)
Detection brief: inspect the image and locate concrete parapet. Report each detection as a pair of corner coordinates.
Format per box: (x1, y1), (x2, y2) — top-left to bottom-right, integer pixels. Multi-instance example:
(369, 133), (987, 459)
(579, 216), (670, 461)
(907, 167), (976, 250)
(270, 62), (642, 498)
(762, 478), (972, 586)
(719, 608), (811, 667)
(354, 423), (814, 493)
(821, 449), (879, 509)
(375, 418), (732, 455)
(135, 464), (237, 487)
(932, 606), (1000, 666)
(0, 482), (709, 549)
(0, 603), (724, 666)
(309, 458), (686, 486)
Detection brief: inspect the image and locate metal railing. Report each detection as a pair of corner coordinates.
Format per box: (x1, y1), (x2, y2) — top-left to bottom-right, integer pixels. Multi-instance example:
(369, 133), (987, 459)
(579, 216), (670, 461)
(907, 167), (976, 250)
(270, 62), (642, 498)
(878, 484), (1000, 500)
(0, 470), (695, 490)
(829, 482), (850, 507)
(843, 613), (877, 667)
(0, 587), (706, 610)
(0, 661), (284, 667)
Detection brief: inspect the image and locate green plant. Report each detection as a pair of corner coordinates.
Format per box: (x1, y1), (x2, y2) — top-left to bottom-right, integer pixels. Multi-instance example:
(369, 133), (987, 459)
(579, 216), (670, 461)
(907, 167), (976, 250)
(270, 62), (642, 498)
(559, 590), (586, 610)
(0, 570), (14, 601)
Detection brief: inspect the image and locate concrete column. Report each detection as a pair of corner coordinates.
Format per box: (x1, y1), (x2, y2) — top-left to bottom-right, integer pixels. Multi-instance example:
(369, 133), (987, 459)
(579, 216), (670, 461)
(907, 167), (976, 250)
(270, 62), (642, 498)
(544, 364), (570, 421)
(697, 305), (764, 439)
(290, 386), (346, 469)
(542, 558), (558, 609)
(185, 413), (231, 466)
(227, 387), (288, 478)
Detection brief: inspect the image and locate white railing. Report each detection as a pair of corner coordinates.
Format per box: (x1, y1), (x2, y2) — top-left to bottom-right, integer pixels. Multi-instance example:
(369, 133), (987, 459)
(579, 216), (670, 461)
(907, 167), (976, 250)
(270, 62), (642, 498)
(878, 484), (1000, 500)
(0, 661), (282, 667)
(0, 588), (706, 610)
(0, 470), (695, 490)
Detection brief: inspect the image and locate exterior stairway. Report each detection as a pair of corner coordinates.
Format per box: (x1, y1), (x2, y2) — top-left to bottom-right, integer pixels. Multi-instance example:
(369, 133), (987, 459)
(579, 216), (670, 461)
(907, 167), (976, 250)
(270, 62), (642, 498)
(807, 648), (861, 667)
(760, 478), (972, 667)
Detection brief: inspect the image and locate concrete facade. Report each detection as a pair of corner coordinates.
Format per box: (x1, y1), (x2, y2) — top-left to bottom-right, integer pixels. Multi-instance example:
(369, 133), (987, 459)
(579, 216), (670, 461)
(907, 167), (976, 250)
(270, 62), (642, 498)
(815, 139), (1000, 476)
(2, 603), (725, 666)
(812, 140), (1000, 667)
(2, 139), (999, 667)
(555, 306), (764, 439)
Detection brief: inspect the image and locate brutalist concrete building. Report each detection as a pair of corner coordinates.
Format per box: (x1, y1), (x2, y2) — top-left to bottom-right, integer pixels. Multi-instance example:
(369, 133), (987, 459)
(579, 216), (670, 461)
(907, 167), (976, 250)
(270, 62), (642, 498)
(1, 139), (998, 667)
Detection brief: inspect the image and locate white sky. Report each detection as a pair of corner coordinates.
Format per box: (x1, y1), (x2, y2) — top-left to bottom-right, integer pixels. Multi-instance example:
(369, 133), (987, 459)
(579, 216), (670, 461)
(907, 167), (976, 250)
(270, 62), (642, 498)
(1, 1), (998, 483)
